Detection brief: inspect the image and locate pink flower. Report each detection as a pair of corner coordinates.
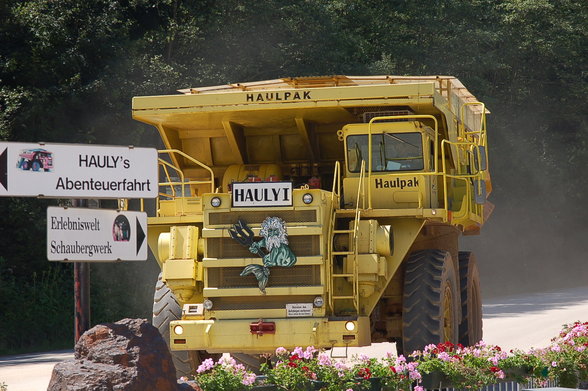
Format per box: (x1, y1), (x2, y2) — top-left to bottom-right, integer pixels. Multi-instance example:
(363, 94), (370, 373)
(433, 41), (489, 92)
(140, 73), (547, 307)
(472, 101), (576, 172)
(409, 370), (422, 380)
(303, 346), (317, 359)
(496, 370), (506, 379)
(359, 353), (370, 362)
(551, 361), (558, 367)
(415, 386), (424, 391)
(395, 355), (407, 365)
(242, 373), (257, 386)
(196, 358), (215, 373)
(318, 353), (332, 366)
(438, 352), (451, 361)
(275, 346), (288, 356)
(293, 346), (304, 357)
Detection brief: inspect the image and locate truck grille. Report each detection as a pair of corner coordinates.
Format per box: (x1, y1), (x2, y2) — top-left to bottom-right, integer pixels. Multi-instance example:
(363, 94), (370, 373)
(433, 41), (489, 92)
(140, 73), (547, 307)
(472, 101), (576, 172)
(208, 210), (317, 225)
(207, 265), (321, 288)
(206, 235), (321, 258)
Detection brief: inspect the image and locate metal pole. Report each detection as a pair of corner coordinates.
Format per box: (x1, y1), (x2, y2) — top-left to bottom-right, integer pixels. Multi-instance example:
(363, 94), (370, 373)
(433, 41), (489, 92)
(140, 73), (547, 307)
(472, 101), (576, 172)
(72, 199), (90, 343)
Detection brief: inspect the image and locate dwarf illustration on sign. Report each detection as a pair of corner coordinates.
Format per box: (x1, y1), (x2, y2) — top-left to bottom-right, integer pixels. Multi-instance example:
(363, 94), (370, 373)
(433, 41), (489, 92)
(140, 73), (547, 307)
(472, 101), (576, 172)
(229, 217), (297, 293)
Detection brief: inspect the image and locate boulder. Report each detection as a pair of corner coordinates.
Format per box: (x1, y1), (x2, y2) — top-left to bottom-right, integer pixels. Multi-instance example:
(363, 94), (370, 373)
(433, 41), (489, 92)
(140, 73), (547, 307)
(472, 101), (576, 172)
(48, 318), (178, 391)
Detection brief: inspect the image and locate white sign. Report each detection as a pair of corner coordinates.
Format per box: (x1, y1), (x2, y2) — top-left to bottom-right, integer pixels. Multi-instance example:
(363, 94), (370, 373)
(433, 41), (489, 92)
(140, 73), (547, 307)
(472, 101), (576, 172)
(0, 142), (157, 198)
(232, 182), (292, 207)
(47, 207), (148, 261)
(286, 303), (313, 317)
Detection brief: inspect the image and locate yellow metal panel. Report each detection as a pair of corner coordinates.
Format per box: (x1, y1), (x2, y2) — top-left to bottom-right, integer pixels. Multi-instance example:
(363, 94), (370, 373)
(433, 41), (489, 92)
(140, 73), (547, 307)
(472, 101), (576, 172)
(170, 316), (371, 353)
(163, 259), (197, 280)
(133, 83), (435, 112)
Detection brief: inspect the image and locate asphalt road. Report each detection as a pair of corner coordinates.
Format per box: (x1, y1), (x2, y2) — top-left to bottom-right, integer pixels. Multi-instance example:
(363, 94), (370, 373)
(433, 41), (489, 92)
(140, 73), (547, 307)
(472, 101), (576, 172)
(1, 286), (587, 391)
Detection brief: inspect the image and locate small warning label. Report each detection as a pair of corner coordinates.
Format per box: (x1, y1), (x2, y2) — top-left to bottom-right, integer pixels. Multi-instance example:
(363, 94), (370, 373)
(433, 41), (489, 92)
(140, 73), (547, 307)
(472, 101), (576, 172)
(286, 303), (313, 317)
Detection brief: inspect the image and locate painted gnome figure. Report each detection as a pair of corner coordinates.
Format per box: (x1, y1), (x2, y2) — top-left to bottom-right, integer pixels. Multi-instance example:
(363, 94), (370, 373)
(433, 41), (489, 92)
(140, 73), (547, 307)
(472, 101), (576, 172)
(229, 217), (297, 293)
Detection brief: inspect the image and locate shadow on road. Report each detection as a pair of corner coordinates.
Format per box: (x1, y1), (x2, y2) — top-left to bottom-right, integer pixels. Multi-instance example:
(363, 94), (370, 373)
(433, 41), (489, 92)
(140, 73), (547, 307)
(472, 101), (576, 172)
(483, 285), (588, 319)
(0, 349), (73, 367)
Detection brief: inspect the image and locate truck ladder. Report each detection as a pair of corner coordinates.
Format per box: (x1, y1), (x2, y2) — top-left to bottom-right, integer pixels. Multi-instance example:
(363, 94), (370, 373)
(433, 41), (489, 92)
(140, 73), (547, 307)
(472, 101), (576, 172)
(328, 160), (365, 315)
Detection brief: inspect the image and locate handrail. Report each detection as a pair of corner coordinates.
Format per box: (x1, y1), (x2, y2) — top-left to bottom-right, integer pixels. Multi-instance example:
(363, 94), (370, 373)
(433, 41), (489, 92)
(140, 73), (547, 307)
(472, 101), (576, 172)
(367, 115), (439, 209)
(331, 161), (341, 208)
(353, 160), (366, 237)
(158, 149), (214, 193)
(441, 139), (486, 221)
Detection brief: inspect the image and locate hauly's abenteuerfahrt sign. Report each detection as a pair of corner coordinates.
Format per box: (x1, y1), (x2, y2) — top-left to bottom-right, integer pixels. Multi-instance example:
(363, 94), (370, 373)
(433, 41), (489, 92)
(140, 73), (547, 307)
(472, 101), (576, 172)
(0, 142), (157, 198)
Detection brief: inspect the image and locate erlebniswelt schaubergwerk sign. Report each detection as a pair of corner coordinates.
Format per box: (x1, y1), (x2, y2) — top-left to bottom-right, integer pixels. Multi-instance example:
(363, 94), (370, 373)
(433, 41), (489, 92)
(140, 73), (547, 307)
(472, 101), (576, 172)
(0, 142), (157, 198)
(47, 207), (147, 261)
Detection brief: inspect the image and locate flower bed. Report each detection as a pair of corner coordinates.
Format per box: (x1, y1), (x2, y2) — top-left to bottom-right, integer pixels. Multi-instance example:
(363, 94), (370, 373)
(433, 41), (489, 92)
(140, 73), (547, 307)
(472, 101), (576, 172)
(190, 321), (588, 390)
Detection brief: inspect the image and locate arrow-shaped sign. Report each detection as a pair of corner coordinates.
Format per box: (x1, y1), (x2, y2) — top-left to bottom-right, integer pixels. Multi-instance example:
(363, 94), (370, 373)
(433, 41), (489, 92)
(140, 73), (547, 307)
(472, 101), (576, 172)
(0, 148), (7, 191)
(136, 216), (146, 255)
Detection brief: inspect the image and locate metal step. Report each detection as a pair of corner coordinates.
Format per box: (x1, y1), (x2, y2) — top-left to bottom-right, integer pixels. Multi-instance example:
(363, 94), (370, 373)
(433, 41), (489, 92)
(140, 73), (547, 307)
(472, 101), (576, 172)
(332, 251), (354, 256)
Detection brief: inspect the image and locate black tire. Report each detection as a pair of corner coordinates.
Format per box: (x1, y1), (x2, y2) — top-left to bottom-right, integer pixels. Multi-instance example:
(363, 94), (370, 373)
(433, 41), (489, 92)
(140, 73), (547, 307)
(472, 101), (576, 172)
(32, 160), (41, 171)
(401, 249), (459, 356)
(458, 251), (483, 346)
(152, 273), (219, 377)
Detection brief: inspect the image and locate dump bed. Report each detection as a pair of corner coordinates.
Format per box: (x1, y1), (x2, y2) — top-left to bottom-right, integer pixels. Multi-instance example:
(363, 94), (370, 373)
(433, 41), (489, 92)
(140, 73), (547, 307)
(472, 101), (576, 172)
(132, 75), (487, 181)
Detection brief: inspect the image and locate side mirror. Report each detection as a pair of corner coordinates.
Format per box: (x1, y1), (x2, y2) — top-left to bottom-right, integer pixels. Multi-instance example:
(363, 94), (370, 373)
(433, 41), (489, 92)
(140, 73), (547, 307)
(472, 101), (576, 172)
(473, 179), (486, 204)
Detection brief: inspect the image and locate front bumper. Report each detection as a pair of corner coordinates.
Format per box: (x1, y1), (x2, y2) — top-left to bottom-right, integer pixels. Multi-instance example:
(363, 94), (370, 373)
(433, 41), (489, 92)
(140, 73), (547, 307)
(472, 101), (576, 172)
(170, 317), (371, 353)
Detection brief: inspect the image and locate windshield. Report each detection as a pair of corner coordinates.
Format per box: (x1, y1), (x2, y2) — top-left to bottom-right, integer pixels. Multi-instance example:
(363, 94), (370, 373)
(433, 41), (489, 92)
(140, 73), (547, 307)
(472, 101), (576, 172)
(347, 132), (424, 173)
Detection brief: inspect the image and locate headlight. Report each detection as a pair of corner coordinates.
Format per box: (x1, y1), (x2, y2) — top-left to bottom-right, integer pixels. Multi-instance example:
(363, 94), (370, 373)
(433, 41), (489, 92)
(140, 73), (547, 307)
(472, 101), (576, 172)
(203, 299), (213, 310)
(211, 197), (221, 207)
(302, 193), (313, 204)
(173, 325), (184, 335)
(313, 296), (324, 307)
(345, 321), (356, 331)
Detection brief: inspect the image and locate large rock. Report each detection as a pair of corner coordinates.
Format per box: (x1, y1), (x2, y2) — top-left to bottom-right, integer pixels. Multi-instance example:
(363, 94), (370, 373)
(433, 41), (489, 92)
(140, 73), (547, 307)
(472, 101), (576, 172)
(48, 318), (178, 391)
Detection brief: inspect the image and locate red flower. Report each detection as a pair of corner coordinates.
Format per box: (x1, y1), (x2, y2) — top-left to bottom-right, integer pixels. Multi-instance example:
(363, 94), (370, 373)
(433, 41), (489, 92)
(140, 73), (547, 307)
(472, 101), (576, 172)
(290, 354), (300, 362)
(288, 362), (298, 368)
(490, 366), (500, 373)
(389, 366), (397, 373)
(357, 367), (372, 379)
(452, 355), (461, 360)
(302, 366), (309, 372)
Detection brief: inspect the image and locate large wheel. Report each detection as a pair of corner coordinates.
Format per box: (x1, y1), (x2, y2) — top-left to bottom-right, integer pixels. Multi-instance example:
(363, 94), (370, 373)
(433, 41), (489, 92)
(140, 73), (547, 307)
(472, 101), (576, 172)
(32, 160), (41, 171)
(401, 249), (459, 356)
(152, 273), (219, 377)
(458, 251), (483, 346)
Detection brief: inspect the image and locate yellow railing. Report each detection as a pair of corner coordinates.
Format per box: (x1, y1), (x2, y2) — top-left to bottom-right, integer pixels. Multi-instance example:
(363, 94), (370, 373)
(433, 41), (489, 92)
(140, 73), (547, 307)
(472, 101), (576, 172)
(157, 149), (215, 199)
(440, 140), (485, 220)
(331, 160), (341, 207)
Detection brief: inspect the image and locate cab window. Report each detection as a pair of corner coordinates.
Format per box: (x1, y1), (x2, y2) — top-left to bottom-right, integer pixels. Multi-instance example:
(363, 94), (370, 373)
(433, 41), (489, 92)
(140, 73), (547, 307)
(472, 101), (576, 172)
(347, 132), (424, 173)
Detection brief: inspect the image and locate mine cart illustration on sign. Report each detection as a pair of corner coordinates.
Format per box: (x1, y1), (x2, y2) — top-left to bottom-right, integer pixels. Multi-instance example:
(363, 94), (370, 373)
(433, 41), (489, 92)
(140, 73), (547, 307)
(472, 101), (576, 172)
(16, 148), (54, 172)
(131, 75), (492, 377)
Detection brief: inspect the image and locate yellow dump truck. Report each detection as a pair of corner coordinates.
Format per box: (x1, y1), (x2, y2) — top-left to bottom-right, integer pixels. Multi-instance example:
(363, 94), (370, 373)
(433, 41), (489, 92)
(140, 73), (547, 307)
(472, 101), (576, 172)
(132, 75), (492, 374)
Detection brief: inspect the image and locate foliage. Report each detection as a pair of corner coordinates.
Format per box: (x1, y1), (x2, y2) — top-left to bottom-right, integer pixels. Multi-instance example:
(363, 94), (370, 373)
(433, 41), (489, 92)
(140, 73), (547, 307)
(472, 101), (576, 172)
(0, 381), (6, 391)
(193, 356), (256, 391)
(0, 256), (73, 354)
(191, 323), (588, 390)
(540, 321), (588, 387)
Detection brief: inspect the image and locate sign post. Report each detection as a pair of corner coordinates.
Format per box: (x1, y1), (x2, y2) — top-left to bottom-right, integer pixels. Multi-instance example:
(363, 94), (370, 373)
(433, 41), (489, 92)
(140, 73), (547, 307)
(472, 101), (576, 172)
(72, 199), (91, 343)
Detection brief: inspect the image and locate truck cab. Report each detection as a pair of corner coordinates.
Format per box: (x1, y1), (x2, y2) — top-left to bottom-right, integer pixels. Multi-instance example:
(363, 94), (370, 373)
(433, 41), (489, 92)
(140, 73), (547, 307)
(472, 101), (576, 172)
(343, 119), (438, 210)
